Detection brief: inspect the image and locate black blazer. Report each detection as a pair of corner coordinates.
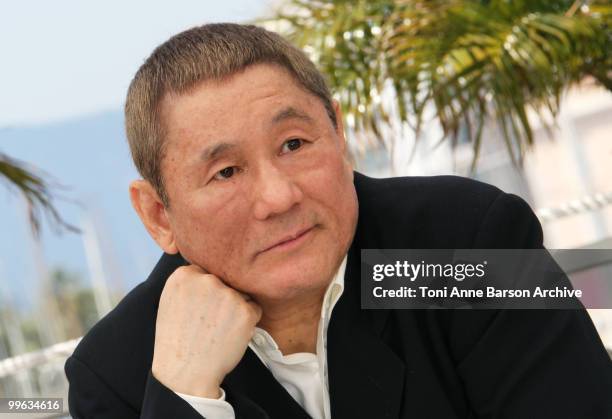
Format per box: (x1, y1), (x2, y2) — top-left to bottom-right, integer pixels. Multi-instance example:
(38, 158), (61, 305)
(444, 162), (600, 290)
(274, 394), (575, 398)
(65, 171), (612, 418)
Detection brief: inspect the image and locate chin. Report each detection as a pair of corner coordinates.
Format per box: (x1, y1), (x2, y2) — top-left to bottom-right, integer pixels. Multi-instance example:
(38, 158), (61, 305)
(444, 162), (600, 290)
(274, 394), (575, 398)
(250, 266), (330, 301)
(244, 233), (344, 300)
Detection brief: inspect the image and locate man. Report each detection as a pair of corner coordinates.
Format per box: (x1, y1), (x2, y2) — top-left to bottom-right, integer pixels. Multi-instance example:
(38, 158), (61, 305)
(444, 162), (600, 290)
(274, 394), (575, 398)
(65, 23), (612, 418)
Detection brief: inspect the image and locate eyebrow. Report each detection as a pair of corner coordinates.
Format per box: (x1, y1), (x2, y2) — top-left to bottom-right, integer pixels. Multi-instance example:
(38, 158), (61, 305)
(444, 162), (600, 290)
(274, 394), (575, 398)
(270, 106), (315, 125)
(200, 142), (237, 164)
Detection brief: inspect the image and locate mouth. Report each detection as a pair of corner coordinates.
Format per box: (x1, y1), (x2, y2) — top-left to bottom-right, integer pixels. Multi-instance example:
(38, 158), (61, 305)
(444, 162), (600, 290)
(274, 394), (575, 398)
(259, 226), (316, 255)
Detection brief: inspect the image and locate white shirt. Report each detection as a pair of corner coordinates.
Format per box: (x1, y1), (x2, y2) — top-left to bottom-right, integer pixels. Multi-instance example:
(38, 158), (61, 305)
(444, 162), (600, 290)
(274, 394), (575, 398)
(175, 256), (347, 419)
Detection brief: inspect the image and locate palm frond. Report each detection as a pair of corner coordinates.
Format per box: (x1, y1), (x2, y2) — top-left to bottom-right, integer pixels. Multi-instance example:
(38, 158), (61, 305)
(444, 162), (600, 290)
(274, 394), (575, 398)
(0, 153), (79, 237)
(260, 0), (612, 169)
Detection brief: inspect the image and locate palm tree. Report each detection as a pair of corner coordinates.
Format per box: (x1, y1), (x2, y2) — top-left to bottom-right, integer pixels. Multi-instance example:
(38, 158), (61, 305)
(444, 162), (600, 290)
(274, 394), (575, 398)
(0, 152), (78, 236)
(260, 0), (611, 169)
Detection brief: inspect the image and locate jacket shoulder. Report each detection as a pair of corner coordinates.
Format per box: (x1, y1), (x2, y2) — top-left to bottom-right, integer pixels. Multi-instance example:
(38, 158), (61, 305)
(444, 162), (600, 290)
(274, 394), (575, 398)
(353, 172), (506, 248)
(354, 171), (503, 201)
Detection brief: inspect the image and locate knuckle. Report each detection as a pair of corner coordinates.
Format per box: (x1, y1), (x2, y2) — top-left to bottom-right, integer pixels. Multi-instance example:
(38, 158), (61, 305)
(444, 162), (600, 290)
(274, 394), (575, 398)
(165, 266), (208, 294)
(243, 302), (260, 320)
(168, 266), (190, 284)
(213, 284), (235, 303)
(203, 273), (222, 287)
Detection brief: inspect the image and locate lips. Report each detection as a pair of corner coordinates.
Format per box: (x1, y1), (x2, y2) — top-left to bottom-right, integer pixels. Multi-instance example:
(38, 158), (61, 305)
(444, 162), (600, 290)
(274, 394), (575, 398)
(260, 226), (314, 253)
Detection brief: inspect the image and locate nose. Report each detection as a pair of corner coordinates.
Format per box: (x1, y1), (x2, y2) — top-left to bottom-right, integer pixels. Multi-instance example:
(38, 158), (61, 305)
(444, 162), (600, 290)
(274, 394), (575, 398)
(252, 165), (303, 220)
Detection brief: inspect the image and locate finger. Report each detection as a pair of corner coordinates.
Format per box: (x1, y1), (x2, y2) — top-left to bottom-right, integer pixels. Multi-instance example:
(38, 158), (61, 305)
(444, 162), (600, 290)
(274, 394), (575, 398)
(246, 300), (263, 321)
(236, 290), (253, 302)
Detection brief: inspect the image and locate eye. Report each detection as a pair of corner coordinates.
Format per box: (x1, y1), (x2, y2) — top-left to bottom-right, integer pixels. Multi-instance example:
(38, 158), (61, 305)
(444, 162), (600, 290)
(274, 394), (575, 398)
(281, 138), (304, 154)
(213, 166), (238, 181)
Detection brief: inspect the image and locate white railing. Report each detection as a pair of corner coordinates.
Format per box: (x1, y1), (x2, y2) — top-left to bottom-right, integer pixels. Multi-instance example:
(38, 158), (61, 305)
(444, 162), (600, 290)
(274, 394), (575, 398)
(536, 191), (612, 223)
(0, 338), (80, 379)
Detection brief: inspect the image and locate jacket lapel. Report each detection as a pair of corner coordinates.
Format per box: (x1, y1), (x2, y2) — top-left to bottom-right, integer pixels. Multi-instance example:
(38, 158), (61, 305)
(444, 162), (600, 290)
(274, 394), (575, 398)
(326, 219), (406, 419)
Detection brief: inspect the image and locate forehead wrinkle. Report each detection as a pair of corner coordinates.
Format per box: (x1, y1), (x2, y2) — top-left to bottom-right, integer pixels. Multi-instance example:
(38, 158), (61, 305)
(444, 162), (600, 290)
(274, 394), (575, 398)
(270, 106), (315, 126)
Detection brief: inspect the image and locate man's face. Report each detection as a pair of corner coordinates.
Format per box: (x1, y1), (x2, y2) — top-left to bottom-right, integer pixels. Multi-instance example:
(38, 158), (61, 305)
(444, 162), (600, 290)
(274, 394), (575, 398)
(158, 63), (358, 302)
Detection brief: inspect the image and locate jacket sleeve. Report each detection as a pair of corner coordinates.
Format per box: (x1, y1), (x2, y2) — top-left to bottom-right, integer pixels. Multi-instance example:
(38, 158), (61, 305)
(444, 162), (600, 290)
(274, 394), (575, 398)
(65, 355), (207, 419)
(458, 192), (612, 418)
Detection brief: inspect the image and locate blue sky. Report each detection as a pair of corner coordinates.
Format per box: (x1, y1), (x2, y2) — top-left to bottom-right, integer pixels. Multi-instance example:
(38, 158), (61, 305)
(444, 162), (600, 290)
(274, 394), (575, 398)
(1, 0), (269, 127)
(0, 1), (270, 310)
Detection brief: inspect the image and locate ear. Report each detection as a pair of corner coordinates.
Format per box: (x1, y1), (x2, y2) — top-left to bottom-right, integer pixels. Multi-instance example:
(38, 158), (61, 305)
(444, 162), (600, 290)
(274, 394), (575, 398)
(129, 180), (178, 254)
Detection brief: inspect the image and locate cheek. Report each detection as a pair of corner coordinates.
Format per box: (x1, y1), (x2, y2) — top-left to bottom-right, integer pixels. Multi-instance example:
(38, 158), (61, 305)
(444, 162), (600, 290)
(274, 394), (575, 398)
(327, 159), (357, 232)
(314, 153), (353, 196)
(171, 194), (251, 273)
(304, 153), (356, 224)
